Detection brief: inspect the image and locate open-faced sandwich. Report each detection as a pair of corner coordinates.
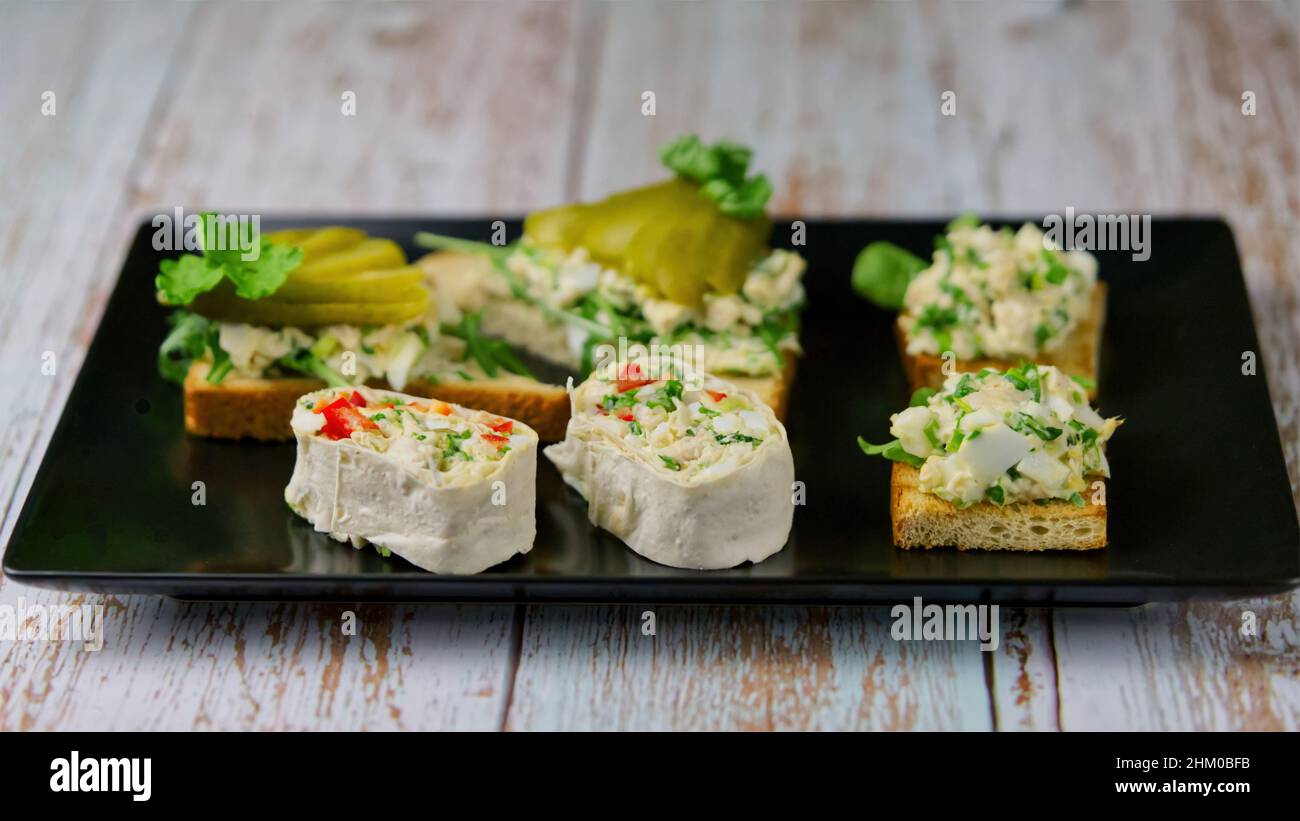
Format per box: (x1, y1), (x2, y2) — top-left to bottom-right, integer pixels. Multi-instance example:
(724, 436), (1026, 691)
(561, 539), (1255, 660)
(852, 215), (1104, 398)
(859, 365), (1120, 550)
(415, 135), (806, 419)
(284, 386), (537, 574)
(545, 351), (795, 569)
(156, 219), (567, 441)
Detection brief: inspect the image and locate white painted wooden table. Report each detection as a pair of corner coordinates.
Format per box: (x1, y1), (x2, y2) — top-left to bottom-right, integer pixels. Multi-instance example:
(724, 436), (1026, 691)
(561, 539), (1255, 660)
(1, 0), (1297, 731)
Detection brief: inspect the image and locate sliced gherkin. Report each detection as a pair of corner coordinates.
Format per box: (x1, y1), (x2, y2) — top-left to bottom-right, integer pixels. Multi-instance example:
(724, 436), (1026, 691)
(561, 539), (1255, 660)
(267, 227), (367, 261)
(291, 238), (406, 279)
(579, 180), (698, 267)
(268, 266), (426, 304)
(524, 203), (591, 251)
(191, 286), (429, 326)
(704, 213), (769, 294)
(650, 223), (711, 306)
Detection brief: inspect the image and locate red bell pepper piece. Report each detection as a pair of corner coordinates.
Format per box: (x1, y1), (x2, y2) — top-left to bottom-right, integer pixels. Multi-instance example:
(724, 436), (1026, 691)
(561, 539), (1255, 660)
(348, 391), (367, 407)
(489, 419), (514, 434)
(616, 363), (655, 393)
(320, 397), (378, 441)
(707, 390), (727, 403)
(481, 432), (510, 448)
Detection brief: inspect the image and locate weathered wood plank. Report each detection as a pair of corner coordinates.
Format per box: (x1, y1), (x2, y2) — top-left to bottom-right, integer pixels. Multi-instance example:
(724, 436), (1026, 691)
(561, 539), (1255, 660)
(505, 606), (992, 731)
(129, 1), (579, 214)
(0, 0), (584, 731)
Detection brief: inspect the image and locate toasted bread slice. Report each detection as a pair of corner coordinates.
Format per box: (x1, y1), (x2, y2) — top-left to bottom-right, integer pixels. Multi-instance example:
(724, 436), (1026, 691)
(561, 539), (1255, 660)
(896, 282), (1106, 399)
(890, 462), (1107, 551)
(184, 363), (321, 441)
(183, 362), (570, 442)
(726, 352), (799, 421)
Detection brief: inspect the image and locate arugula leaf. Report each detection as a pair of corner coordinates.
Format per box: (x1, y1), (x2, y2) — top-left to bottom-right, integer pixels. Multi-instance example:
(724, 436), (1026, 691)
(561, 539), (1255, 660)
(857, 436), (925, 467)
(206, 327), (233, 385)
(157, 311), (214, 384)
(441, 312), (535, 379)
(850, 242), (928, 310)
(277, 349), (349, 387)
(413, 232), (515, 262)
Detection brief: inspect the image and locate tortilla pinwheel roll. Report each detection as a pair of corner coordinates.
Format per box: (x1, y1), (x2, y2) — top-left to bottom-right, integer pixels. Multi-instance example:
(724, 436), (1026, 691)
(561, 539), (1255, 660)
(545, 355), (795, 569)
(284, 387), (537, 574)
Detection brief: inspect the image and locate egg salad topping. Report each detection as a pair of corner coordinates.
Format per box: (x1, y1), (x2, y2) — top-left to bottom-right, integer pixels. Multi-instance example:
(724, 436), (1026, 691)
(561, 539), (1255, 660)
(572, 359), (781, 481)
(293, 388), (532, 484)
(861, 365), (1120, 507)
(901, 222), (1097, 360)
(505, 245), (804, 377)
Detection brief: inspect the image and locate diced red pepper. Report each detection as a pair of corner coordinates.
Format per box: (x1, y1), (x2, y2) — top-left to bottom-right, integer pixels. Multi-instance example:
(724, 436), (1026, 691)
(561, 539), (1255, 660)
(433, 402), (453, 416)
(616, 411), (634, 422)
(348, 391), (367, 407)
(319, 397), (378, 441)
(616, 363), (655, 394)
(707, 390), (727, 403)
(481, 432), (510, 448)
(489, 419), (514, 434)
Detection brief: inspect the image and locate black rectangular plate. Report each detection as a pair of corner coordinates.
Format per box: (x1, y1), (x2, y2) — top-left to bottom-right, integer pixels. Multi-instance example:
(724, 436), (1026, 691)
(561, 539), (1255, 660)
(4, 217), (1298, 604)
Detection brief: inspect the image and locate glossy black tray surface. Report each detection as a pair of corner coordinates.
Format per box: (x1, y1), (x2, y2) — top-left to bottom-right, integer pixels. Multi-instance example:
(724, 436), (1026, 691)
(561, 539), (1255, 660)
(4, 217), (1297, 604)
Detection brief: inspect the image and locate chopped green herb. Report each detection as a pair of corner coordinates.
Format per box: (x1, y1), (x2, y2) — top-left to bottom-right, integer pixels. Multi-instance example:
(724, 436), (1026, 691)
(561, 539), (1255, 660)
(714, 432), (762, 446)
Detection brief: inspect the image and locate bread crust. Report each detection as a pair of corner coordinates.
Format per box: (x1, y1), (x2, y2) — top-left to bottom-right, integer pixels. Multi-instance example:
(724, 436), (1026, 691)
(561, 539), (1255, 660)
(896, 282), (1106, 399)
(723, 351), (799, 421)
(890, 462), (1107, 551)
(183, 363), (570, 442)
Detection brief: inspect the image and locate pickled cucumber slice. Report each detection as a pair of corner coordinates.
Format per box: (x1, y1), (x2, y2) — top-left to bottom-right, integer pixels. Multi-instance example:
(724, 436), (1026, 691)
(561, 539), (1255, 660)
(703, 214), (769, 294)
(649, 224), (710, 306)
(267, 266), (426, 304)
(579, 180), (698, 266)
(291, 238), (406, 279)
(191, 288), (430, 326)
(524, 203), (591, 251)
(293, 227), (368, 260)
